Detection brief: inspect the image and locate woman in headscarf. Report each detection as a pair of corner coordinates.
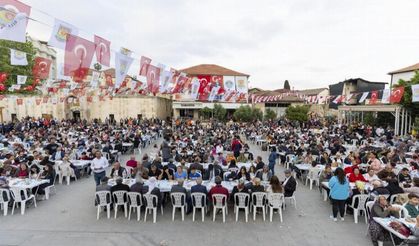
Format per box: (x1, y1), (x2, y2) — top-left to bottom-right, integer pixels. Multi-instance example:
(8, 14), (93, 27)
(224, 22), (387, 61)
(146, 177), (162, 207)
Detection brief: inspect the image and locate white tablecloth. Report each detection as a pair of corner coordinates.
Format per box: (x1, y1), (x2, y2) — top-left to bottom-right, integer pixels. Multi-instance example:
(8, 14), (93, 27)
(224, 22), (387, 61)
(8, 178), (49, 189)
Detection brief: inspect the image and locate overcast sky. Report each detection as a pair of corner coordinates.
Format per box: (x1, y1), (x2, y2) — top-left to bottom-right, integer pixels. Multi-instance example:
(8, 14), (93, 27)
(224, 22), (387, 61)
(24, 0), (419, 90)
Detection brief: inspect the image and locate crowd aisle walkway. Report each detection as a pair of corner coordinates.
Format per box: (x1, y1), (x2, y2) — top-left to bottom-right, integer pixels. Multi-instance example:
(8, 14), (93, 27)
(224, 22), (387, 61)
(0, 139), (372, 246)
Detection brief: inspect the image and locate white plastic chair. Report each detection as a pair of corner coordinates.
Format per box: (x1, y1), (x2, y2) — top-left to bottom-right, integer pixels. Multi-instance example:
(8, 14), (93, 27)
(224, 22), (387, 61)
(95, 191), (111, 220)
(58, 163), (77, 185)
(267, 193), (284, 222)
(345, 194), (369, 223)
(234, 193), (250, 222)
(191, 192), (207, 222)
(284, 181), (298, 210)
(44, 175), (57, 200)
(306, 168), (322, 190)
(10, 187), (36, 215)
(212, 194), (228, 223)
(285, 154), (295, 169)
(171, 192), (186, 221)
(391, 204), (410, 219)
(252, 192), (266, 221)
(127, 192), (142, 221)
(0, 188), (10, 216)
(112, 191), (128, 218)
(389, 194), (399, 205)
(143, 194), (158, 223)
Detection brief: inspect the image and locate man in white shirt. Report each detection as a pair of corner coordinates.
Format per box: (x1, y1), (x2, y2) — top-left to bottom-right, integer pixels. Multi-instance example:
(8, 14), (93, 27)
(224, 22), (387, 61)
(91, 151), (109, 186)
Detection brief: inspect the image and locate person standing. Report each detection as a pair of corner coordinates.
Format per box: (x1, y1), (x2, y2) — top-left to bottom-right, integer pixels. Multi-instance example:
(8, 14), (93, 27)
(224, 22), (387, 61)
(91, 151), (109, 186)
(268, 148), (278, 175)
(329, 167), (350, 222)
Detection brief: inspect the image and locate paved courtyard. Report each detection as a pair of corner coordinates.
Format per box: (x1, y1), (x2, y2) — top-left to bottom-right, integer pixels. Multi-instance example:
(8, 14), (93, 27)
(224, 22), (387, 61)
(0, 140), (372, 246)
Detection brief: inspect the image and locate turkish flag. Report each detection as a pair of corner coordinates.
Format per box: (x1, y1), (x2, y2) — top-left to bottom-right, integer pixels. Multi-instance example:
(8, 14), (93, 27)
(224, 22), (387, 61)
(33, 57), (52, 79)
(197, 75), (211, 101)
(64, 34), (95, 76)
(370, 91), (378, 104)
(171, 75), (185, 94)
(94, 35), (110, 67)
(146, 64), (161, 94)
(139, 56), (152, 76)
(390, 87), (405, 103)
(211, 75), (225, 95)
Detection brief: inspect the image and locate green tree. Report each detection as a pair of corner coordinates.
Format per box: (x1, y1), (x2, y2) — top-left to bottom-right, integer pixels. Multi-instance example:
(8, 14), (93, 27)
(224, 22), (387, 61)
(213, 103), (226, 121)
(233, 105), (263, 122)
(283, 80), (290, 90)
(0, 39), (37, 94)
(251, 107), (263, 121)
(265, 108), (277, 120)
(200, 107), (212, 119)
(233, 105), (253, 122)
(285, 105), (309, 122)
(363, 112), (376, 126)
(397, 71), (419, 118)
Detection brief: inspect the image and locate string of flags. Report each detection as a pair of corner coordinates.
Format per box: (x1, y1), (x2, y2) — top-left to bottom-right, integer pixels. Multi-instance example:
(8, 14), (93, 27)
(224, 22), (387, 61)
(0, 0), (248, 103)
(250, 86), (410, 105)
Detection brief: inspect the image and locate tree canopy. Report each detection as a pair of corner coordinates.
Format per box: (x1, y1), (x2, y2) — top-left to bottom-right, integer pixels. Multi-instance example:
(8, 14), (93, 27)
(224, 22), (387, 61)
(233, 105), (263, 122)
(265, 108), (277, 120)
(0, 39), (37, 94)
(397, 71), (419, 117)
(285, 105), (310, 122)
(283, 80), (290, 90)
(213, 103), (226, 121)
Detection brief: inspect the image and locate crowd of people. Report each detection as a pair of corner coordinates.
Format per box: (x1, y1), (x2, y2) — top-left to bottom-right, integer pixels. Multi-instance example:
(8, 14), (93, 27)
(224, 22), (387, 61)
(2, 116), (419, 245)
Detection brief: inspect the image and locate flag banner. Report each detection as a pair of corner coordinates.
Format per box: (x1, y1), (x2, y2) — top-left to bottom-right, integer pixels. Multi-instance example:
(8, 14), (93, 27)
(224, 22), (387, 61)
(332, 95), (342, 104)
(0, 0), (31, 42)
(139, 56), (152, 76)
(26, 97), (32, 105)
(51, 97), (57, 104)
(32, 57), (52, 80)
(223, 90), (237, 102)
(208, 86), (220, 101)
(120, 47), (132, 57)
(223, 76), (236, 91)
(94, 35), (110, 67)
(90, 70), (100, 88)
(381, 89), (391, 104)
(369, 91), (378, 104)
(35, 98), (41, 105)
(237, 92), (247, 102)
(10, 48), (27, 65)
(210, 75), (224, 95)
(64, 34), (95, 77)
(172, 75), (188, 93)
(196, 75), (211, 100)
(16, 98), (22, 105)
(235, 76), (248, 93)
(16, 74), (26, 84)
(359, 92), (369, 103)
(48, 19), (79, 49)
(412, 85), (419, 102)
(390, 86), (405, 103)
(345, 94), (353, 104)
(159, 69), (173, 93)
(114, 52), (133, 88)
(146, 64), (161, 94)
(189, 77), (200, 100)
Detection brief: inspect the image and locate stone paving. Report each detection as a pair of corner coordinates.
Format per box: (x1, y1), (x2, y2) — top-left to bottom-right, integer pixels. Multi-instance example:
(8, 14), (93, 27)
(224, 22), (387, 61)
(0, 140), (373, 246)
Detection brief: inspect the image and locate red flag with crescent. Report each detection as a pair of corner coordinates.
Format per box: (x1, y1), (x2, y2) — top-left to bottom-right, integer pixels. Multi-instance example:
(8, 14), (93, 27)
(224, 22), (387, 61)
(390, 87), (404, 103)
(94, 35), (110, 67)
(370, 91), (378, 104)
(32, 57), (51, 79)
(139, 56), (152, 76)
(64, 34), (95, 77)
(172, 75), (188, 94)
(146, 64), (161, 94)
